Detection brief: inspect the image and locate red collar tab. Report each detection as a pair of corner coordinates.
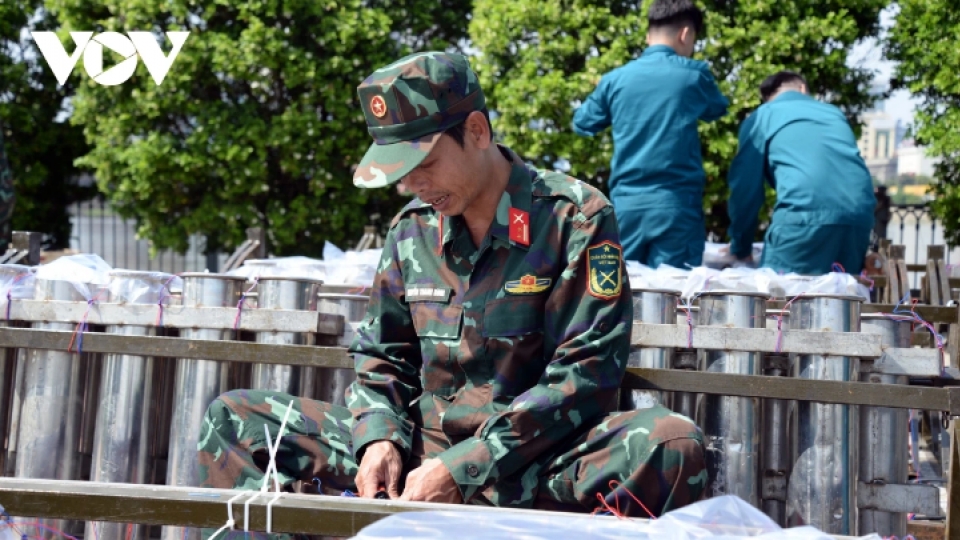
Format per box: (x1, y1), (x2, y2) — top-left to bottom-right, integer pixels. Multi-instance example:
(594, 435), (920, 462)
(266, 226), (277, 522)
(509, 207), (530, 246)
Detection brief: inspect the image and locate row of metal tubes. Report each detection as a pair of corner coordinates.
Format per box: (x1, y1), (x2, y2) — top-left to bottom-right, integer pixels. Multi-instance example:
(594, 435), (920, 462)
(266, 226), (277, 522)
(0, 279), (926, 538)
(625, 290), (914, 538)
(0, 272), (369, 540)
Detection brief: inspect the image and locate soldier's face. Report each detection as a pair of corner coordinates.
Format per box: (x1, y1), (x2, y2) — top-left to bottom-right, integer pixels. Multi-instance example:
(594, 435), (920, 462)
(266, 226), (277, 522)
(400, 129), (486, 217)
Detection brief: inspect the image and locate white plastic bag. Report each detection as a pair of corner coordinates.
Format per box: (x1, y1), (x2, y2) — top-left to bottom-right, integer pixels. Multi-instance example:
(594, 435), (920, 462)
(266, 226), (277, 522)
(228, 243), (382, 286)
(321, 241), (380, 286)
(646, 495), (882, 539)
(350, 508), (654, 540)
(626, 262), (688, 294)
(35, 253), (112, 300)
(323, 240), (347, 261)
(772, 272), (869, 301)
(349, 496), (882, 540)
(0, 265), (35, 302)
(107, 270), (181, 305)
(624, 260), (869, 302)
(682, 266), (720, 300)
(226, 257), (327, 281)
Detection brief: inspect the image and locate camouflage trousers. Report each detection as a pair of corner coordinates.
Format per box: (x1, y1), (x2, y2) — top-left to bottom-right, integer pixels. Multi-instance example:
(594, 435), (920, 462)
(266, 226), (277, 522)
(197, 389), (706, 539)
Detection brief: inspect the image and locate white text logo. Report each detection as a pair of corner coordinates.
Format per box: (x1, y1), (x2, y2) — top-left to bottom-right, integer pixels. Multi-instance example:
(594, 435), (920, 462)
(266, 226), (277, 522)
(31, 31), (190, 86)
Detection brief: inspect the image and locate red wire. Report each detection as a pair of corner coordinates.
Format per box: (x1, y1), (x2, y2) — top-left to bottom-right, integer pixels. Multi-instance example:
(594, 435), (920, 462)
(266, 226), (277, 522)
(67, 288), (106, 354)
(593, 480), (656, 520)
(4, 272), (29, 321)
(233, 277), (260, 331)
(155, 273), (181, 327)
(8, 520), (79, 539)
(774, 292), (805, 353)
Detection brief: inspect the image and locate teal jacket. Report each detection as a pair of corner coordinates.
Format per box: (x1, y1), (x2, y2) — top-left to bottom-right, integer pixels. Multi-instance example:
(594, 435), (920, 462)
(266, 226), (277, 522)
(727, 91), (875, 258)
(573, 45), (728, 206)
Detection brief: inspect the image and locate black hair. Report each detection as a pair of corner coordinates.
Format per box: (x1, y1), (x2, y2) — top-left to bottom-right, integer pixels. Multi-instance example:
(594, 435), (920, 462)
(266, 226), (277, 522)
(444, 107), (493, 147)
(760, 71), (807, 103)
(647, 0), (705, 36)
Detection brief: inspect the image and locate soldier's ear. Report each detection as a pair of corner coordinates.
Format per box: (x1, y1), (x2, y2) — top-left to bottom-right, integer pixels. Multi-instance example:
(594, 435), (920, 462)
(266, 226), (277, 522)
(465, 111), (491, 150)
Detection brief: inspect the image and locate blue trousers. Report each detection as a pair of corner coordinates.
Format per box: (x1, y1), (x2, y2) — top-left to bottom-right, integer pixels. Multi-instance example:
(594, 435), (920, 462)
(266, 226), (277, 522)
(614, 205), (705, 269)
(761, 223), (871, 275)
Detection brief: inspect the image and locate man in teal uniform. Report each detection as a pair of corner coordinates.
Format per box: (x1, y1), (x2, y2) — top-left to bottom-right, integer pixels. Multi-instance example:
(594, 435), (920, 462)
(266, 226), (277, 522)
(573, 0), (728, 268)
(727, 71), (875, 274)
(198, 52), (706, 539)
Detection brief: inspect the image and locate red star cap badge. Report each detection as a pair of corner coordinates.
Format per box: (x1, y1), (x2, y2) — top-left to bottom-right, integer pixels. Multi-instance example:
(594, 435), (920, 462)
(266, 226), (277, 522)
(370, 95), (387, 118)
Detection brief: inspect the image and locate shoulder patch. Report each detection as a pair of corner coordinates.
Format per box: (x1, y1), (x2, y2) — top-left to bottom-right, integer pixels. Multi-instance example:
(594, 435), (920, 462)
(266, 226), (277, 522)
(587, 241), (623, 299)
(389, 198), (432, 228)
(533, 170), (611, 219)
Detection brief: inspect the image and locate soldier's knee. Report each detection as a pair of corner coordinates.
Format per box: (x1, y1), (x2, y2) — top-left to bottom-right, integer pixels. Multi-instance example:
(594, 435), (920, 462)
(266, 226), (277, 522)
(662, 436), (705, 467)
(618, 408), (705, 470)
(661, 436), (708, 504)
(617, 406), (699, 440)
(204, 390), (246, 421)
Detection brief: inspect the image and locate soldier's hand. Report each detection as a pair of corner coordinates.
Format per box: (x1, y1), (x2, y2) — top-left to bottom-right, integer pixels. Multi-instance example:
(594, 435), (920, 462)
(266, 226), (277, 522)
(355, 440), (402, 499)
(399, 458), (462, 504)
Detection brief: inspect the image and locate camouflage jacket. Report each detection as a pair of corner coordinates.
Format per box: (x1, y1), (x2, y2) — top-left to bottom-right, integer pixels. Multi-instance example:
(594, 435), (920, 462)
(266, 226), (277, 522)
(346, 146), (633, 502)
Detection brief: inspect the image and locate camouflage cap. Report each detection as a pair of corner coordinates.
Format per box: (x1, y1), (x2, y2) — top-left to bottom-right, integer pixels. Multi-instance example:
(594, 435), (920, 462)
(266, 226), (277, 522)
(353, 52), (486, 188)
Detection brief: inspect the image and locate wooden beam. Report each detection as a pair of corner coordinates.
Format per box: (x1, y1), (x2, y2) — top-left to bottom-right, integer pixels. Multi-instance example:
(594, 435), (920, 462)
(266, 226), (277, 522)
(0, 327), (353, 368)
(0, 478), (863, 539)
(763, 302), (959, 325)
(623, 368), (960, 413)
(940, 301), (960, 372)
(871, 348), (943, 377)
(6, 300), (343, 334)
(633, 323), (884, 357)
(0, 478), (590, 537)
(0, 326), (952, 397)
(926, 246), (951, 307)
(856, 482), (941, 516)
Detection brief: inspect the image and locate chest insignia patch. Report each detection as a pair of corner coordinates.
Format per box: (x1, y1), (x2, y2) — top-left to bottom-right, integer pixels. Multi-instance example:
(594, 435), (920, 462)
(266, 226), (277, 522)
(405, 286), (452, 303)
(587, 241), (623, 299)
(504, 274), (552, 295)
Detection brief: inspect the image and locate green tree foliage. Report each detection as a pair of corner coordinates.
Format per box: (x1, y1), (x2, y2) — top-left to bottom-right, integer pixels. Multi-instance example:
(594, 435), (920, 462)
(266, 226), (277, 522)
(45, 0), (421, 255)
(0, 1), (92, 249)
(886, 0), (960, 246)
(369, 0), (472, 51)
(469, 0), (887, 239)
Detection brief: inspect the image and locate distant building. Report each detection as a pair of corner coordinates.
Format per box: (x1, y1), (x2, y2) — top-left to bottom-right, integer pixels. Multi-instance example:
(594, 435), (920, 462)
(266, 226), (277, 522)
(858, 108), (898, 183)
(895, 119), (908, 148)
(897, 139), (940, 179)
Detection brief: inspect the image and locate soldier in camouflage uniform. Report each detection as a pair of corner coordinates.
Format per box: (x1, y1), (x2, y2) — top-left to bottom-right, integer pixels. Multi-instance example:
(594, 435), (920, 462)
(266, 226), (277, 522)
(198, 52), (706, 539)
(0, 124), (15, 253)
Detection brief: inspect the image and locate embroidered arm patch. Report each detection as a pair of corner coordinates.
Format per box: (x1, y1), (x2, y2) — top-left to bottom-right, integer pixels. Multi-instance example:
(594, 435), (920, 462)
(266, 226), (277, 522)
(586, 241), (623, 299)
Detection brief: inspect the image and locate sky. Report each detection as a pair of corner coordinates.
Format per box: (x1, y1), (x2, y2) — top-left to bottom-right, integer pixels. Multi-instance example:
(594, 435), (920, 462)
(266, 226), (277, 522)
(849, 5), (920, 126)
